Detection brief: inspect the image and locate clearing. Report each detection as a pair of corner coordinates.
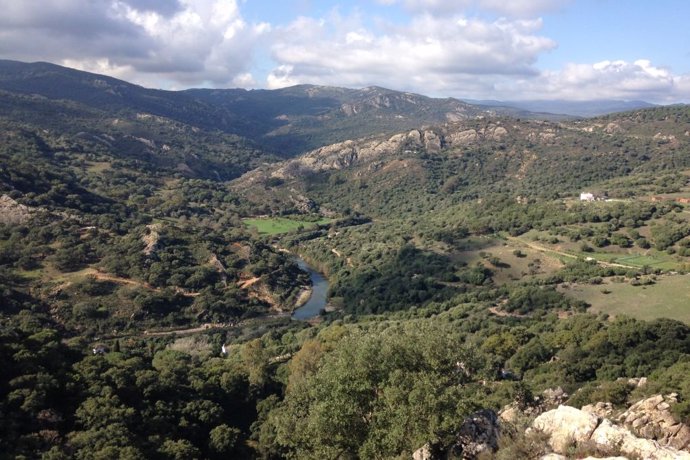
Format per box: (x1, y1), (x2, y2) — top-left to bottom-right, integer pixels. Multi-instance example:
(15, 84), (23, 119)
(562, 275), (690, 324)
(243, 216), (332, 235)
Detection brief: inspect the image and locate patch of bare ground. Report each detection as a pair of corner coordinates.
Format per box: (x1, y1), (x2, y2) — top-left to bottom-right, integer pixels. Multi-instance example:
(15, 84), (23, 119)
(293, 287), (313, 309)
(142, 223), (160, 256)
(488, 306), (527, 318)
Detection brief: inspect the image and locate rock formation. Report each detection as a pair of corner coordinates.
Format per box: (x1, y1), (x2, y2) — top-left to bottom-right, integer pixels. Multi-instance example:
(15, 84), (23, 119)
(531, 401), (690, 460)
(0, 194), (35, 224)
(619, 394), (690, 450)
(452, 409), (500, 459)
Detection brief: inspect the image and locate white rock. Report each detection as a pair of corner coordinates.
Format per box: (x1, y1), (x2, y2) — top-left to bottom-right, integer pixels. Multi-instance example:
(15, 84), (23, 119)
(532, 405), (599, 453)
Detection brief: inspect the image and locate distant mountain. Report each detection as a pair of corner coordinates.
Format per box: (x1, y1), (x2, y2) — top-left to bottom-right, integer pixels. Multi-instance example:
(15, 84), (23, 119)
(0, 59), (542, 156)
(186, 84), (552, 155)
(0, 59), (662, 158)
(466, 98), (657, 117)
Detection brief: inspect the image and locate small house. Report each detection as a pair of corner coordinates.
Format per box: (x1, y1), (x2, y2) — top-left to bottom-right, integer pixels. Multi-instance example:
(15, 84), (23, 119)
(92, 345), (108, 355)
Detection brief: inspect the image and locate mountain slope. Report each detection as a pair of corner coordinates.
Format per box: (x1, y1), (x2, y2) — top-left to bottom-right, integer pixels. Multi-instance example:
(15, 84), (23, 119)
(0, 59), (547, 156)
(467, 98), (658, 117)
(233, 105), (690, 218)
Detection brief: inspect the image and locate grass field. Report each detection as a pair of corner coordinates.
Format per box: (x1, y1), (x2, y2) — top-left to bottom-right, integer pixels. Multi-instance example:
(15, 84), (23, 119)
(451, 237), (564, 285)
(562, 275), (690, 324)
(243, 217), (332, 235)
(515, 231), (684, 271)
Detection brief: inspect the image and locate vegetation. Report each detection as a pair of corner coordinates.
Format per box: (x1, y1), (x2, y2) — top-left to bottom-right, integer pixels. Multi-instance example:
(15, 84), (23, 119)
(2, 61), (690, 458)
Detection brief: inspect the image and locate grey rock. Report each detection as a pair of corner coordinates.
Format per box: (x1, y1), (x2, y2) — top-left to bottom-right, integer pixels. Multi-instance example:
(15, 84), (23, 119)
(453, 409), (500, 459)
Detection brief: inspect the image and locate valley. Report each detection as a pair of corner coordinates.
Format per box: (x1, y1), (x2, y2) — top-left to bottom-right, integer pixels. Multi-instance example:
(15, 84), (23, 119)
(2, 60), (690, 459)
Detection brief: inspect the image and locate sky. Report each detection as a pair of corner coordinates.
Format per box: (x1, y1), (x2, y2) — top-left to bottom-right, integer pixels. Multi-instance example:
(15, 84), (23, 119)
(1, 0), (689, 103)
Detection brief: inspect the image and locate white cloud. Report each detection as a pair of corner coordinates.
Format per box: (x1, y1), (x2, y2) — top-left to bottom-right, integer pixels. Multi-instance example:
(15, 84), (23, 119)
(1, 1), (688, 103)
(494, 59), (690, 102)
(265, 13), (555, 92)
(0, 0), (268, 88)
(378, 0), (571, 17)
(267, 65), (300, 89)
(232, 72), (257, 87)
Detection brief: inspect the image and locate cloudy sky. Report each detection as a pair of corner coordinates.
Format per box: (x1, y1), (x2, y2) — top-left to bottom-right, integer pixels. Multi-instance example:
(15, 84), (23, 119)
(1, 0), (689, 102)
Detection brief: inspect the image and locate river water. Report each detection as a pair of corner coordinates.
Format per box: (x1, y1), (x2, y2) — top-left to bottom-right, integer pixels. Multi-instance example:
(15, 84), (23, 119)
(292, 258), (329, 320)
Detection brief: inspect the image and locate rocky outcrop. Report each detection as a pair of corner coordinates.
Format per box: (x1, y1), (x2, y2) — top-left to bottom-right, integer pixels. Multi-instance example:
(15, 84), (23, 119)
(418, 392), (690, 460)
(142, 224), (160, 256)
(500, 387), (569, 423)
(0, 194), (35, 224)
(532, 404), (690, 460)
(582, 401), (615, 418)
(490, 126), (509, 141)
(619, 394), (690, 450)
(532, 405), (600, 453)
(452, 409), (500, 459)
(448, 129), (478, 145)
(423, 130), (442, 152)
(411, 410), (500, 460)
(289, 192), (317, 213)
(412, 443), (433, 460)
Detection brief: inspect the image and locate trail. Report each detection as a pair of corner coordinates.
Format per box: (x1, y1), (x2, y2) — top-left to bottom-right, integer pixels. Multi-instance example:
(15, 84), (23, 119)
(508, 237), (638, 270)
(81, 268), (199, 297)
(95, 312), (293, 342)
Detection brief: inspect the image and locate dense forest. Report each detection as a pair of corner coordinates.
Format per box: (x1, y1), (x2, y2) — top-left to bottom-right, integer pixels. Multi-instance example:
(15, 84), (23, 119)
(2, 61), (690, 459)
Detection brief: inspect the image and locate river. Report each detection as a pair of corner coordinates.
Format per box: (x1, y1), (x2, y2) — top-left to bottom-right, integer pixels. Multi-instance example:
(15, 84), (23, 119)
(292, 258), (329, 320)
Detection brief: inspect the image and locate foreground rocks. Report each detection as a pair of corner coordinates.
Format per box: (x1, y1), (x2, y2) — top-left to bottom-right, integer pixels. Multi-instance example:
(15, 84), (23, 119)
(619, 394), (690, 450)
(415, 393), (690, 460)
(532, 403), (690, 460)
(452, 409), (500, 459)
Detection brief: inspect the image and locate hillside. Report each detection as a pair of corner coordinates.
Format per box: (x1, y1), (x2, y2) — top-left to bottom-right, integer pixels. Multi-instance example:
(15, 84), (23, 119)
(468, 98), (657, 118)
(234, 105), (690, 215)
(2, 63), (690, 459)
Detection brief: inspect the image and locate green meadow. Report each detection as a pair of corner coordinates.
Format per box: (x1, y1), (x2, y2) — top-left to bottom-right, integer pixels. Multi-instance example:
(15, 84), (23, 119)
(243, 216), (332, 235)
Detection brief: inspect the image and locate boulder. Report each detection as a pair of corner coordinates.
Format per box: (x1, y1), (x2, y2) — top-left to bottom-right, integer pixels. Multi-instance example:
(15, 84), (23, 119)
(499, 404), (522, 424)
(532, 405), (599, 453)
(412, 443), (433, 460)
(541, 387), (569, 408)
(583, 402), (615, 419)
(453, 409), (500, 459)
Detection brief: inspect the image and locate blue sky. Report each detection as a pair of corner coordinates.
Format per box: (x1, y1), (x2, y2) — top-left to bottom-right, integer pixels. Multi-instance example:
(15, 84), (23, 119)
(1, 0), (689, 102)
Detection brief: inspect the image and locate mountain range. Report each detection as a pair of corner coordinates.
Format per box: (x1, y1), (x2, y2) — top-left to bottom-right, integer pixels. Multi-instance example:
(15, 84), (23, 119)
(0, 59), (657, 157)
